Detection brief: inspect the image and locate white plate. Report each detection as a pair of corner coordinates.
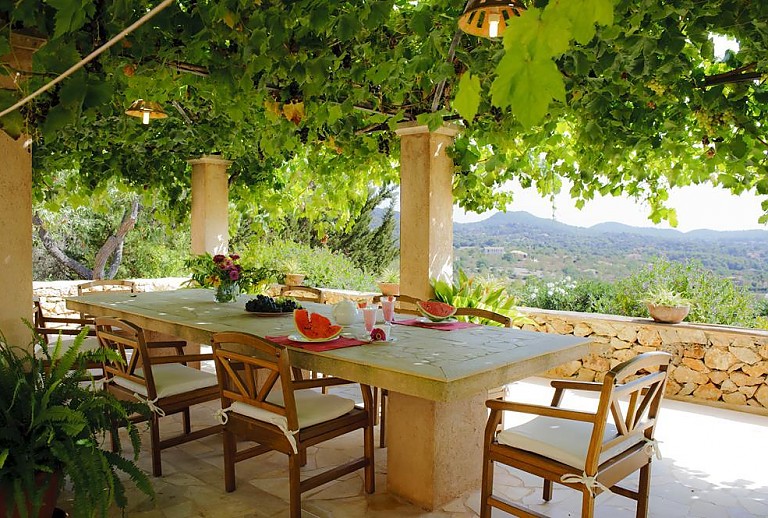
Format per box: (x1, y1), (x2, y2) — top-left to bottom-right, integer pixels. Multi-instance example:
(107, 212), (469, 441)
(287, 334), (340, 343)
(417, 317), (457, 325)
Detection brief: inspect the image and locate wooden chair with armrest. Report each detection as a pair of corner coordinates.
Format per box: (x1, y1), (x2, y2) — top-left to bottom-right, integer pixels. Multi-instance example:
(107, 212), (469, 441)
(95, 316), (221, 477)
(481, 351), (672, 518)
(77, 279), (136, 319)
(211, 331), (374, 518)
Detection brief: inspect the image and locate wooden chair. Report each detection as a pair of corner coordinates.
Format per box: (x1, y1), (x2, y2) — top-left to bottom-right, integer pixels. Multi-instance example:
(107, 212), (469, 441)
(95, 316), (221, 477)
(211, 331), (374, 518)
(455, 306), (513, 327)
(77, 279), (137, 319)
(33, 298), (98, 351)
(481, 351), (672, 518)
(279, 285), (324, 303)
(377, 293), (422, 315)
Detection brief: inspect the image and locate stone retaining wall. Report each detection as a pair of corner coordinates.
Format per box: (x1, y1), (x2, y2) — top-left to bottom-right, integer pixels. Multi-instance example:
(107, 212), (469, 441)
(33, 279), (768, 414)
(523, 308), (768, 414)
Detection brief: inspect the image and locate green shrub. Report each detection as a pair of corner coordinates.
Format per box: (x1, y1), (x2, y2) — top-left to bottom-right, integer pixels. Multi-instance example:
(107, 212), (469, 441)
(239, 240), (377, 292)
(613, 257), (755, 326)
(517, 277), (618, 314)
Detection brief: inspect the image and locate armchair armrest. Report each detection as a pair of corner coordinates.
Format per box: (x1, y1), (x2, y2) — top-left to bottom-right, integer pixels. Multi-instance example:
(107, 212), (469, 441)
(293, 376), (357, 391)
(485, 399), (596, 423)
(149, 353), (214, 365)
(550, 380), (603, 392)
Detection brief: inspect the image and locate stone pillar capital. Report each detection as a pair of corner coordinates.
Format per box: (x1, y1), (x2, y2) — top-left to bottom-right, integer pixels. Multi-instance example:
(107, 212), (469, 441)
(394, 121), (461, 138)
(187, 154), (233, 168)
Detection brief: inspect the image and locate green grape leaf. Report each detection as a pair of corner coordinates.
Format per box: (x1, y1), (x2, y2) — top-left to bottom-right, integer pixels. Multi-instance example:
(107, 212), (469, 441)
(454, 72), (482, 123)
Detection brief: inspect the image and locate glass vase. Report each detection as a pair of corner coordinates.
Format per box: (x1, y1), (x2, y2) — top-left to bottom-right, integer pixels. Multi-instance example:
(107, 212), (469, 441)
(214, 281), (240, 303)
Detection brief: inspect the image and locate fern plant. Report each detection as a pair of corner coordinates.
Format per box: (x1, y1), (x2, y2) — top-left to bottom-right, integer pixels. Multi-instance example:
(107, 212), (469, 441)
(431, 270), (534, 327)
(0, 329), (154, 517)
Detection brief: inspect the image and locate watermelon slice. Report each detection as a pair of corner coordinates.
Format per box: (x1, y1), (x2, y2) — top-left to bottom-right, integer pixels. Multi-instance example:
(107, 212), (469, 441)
(293, 309), (343, 341)
(416, 300), (457, 322)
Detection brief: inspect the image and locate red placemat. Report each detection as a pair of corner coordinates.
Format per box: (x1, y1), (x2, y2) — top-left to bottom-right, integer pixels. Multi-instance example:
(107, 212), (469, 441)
(266, 335), (368, 352)
(392, 318), (480, 331)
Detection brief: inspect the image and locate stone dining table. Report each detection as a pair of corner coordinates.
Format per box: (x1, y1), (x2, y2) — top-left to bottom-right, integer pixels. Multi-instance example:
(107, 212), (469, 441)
(66, 288), (593, 510)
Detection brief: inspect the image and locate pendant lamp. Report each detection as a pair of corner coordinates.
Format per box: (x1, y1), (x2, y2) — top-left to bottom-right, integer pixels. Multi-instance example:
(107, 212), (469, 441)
(458, 0), (525, 39)
(125, 99), (168, 124)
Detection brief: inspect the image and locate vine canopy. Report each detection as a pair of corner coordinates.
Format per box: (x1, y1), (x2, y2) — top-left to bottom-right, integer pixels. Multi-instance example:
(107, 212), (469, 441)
(0, 0), (766, 225)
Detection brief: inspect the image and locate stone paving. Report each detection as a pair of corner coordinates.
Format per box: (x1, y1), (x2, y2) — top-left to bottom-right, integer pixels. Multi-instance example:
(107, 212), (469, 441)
(59, 375), (768, 517)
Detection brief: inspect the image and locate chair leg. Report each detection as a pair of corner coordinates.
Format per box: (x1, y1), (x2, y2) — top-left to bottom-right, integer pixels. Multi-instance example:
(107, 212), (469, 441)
(379, 389), (387, 448)
(543, 479), (553, 501)
(110, 423), (120, 452)
(182, 408), (191, 435)
(581, 490), (595, 518)
(288, 453), (302, 518)
(372, 387), (380, 426)
(364, 420), (375, 494)
(223, 429), (237, 492)
(150, 414), (162, 477)
(298, 448), (307, 467)
(480, 452), (494, 518)
(637, 463), (651, 518)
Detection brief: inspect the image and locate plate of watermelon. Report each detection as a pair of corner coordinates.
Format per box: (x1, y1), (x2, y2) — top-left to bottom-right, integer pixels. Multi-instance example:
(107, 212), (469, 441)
(416, 300), (458, 323)
(292, 309), (343, 342)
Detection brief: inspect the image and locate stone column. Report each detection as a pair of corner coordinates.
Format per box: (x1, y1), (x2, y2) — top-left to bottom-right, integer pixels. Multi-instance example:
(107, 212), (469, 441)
(188, 155), (232, 255)
(395, 123), (458, 300)
(0, 132), (33, 348)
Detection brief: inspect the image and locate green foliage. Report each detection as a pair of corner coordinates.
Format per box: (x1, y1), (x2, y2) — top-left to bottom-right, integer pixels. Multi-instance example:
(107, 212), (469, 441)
(431, 269), (533, 327)
(613, 257), (756, 326)
(239, 240), (376, 292)
(0, 329), (153, 517)
(3, 0), (768, 228)
(518, 257), (758, 327)
(518, 277), (618, 314)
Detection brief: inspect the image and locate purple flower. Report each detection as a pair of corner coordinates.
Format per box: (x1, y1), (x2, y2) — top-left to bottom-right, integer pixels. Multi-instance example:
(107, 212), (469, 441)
(229, 270), (240, 281)
(213, 254), (226, 263)
(229, 254), (240, 260)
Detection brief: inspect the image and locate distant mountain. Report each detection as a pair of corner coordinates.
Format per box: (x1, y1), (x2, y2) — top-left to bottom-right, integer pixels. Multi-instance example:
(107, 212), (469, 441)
(370, 208), (768, 290)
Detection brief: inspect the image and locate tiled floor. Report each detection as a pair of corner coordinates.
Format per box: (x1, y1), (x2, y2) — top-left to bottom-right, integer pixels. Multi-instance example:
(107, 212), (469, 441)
(60, 377), (768, 517)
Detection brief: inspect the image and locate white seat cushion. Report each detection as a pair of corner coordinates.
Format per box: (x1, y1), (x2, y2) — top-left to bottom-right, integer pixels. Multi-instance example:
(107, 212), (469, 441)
(497, 416), (644, 470)
(231, 389), (356, 431)
(35, 335), (100, 357)
(113, 363), (217, 398)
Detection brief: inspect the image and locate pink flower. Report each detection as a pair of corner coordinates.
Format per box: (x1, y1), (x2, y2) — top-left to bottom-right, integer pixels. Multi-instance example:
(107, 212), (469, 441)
(213, 254), (226, 263)
(229, 270), (240, 281)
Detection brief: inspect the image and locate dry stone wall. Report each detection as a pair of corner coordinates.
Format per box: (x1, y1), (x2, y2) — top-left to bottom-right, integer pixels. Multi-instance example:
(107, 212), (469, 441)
(523, 308), (768, 414)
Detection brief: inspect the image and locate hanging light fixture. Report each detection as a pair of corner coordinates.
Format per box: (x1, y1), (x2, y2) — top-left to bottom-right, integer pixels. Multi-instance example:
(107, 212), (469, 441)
(458, 0), (525, 39)
(125, 99), (168, 124)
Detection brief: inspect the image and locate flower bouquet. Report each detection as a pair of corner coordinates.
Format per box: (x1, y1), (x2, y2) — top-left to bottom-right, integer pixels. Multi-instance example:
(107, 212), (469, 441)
(186, 253), (249, 303)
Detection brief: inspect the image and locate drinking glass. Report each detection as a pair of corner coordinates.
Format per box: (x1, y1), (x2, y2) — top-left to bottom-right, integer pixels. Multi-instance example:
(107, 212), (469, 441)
(381, 297), (396, 324)
(363, 306), (377, 333)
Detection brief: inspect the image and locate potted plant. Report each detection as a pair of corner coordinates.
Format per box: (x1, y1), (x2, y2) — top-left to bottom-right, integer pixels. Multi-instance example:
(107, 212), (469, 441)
(281, 258), (305, 287)
(0, 330), (153, 517)
(377, 267), (400, 296)
(643, 287), (692, 324)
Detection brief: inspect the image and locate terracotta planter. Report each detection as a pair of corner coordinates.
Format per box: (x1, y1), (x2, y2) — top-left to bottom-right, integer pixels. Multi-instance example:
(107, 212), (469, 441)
(284, 274), (305, 286)
(646, 303), (690, 324)
(0, 471), (61, 518)
(378, 282), (400, 297)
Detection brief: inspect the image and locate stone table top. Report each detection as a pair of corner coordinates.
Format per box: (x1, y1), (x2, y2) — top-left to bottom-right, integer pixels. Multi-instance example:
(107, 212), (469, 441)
(67, 289), (593, 402)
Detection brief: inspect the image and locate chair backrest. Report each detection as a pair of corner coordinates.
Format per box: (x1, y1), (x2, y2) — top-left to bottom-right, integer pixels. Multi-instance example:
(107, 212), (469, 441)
(584, 352), (671, 474)
(94, 316), (157, 399)
(211, 332), (300, 431)
(33, 299), (95, 345)
(454, 307), (512, 327)
(279, 285), (324, 304)
(377, 294), (422, 315)
(77, 279), (136, 296)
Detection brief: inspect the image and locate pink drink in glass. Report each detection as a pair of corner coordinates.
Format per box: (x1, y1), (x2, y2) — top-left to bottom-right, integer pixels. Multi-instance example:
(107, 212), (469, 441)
(382, 297), (396, 323)
(363, 306), (377, 333)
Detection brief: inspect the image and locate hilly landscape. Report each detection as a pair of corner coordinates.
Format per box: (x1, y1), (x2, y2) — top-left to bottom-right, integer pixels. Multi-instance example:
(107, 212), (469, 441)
(449, 211), (768, 292)
(385, 211), (768, 292)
